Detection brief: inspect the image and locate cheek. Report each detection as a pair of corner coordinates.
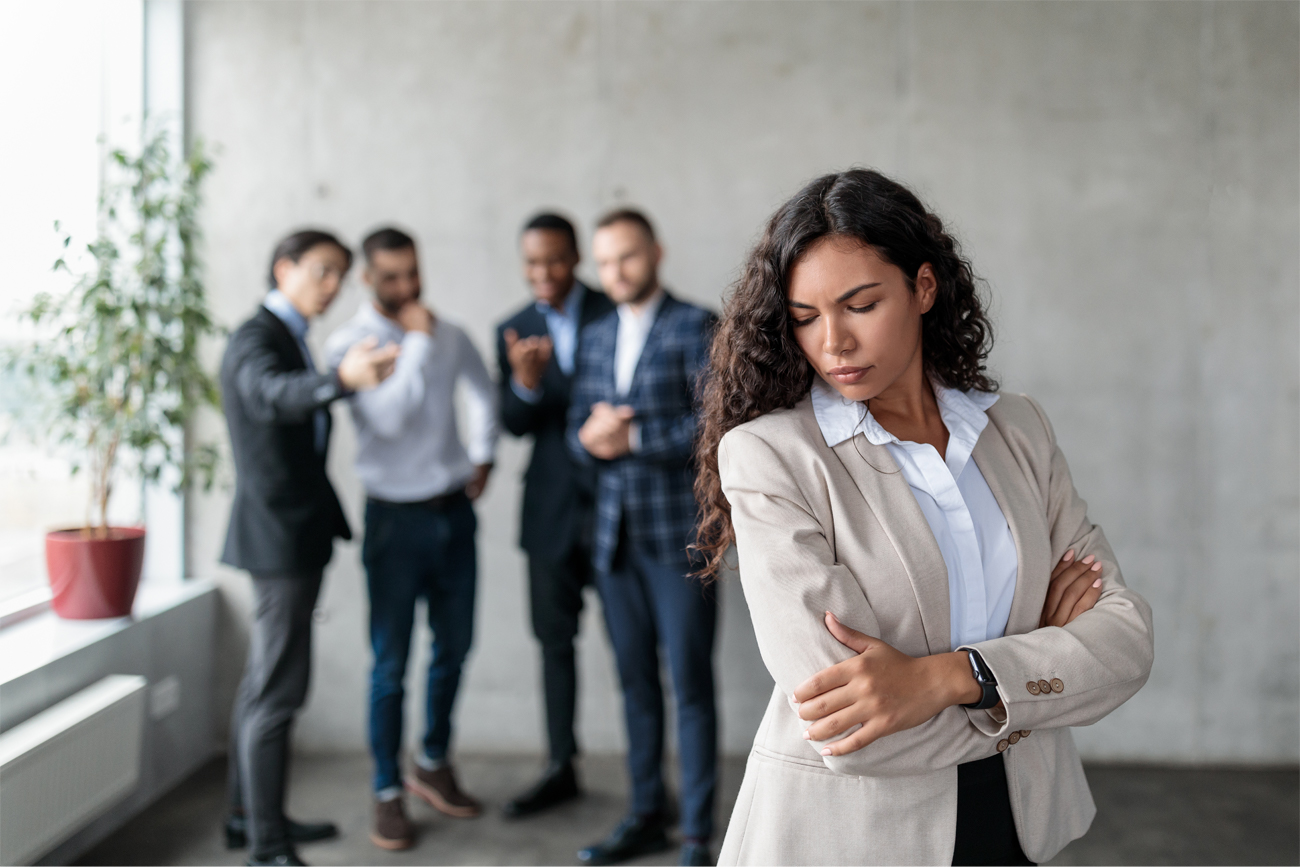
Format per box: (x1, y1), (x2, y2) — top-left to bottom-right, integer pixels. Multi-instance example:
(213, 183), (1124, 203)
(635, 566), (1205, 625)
(792, 323), (822, 363)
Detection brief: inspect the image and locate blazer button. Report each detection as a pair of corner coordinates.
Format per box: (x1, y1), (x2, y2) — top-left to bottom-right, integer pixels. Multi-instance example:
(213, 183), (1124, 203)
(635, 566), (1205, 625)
(1020, 730), (1032, 737)
(1051, 678), (1065, 693)
(997, 739), (1009, 752)
(1026, 681), (1041, 695)
(1038, 679), (1052, 694)
(1008, 731), (1021, 744)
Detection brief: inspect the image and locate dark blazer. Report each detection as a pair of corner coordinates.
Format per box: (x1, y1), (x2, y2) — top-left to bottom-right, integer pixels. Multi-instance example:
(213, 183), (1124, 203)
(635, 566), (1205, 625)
(566, 291), (716, 574)
(219, 306), (351, 574)
(496, 283), (615, 562)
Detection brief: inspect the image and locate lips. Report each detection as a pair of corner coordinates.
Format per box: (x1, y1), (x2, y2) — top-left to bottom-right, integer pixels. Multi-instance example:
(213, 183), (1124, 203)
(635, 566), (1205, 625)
(826, 366), (870, 385)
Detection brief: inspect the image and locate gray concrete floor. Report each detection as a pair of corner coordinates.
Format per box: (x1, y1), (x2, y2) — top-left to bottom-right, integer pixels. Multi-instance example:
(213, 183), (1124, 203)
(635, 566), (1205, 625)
(77, 754), (1298, 866)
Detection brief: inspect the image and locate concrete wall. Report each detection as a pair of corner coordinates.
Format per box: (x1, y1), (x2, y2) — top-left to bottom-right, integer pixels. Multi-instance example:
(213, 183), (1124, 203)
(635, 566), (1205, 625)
(187, 1), (1299, 763)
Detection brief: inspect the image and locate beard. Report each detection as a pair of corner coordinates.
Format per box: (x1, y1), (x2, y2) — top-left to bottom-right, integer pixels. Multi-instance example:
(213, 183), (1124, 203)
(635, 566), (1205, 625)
(376, 286), (419, 316)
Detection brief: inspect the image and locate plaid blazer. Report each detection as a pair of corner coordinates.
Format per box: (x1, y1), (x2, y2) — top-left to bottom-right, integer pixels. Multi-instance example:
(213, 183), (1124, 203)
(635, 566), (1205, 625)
(566, 292), (716, 574)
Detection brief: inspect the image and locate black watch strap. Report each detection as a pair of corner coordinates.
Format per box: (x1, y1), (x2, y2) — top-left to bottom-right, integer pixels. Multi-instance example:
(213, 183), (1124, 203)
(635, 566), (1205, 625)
(960, 650), (1000, 710)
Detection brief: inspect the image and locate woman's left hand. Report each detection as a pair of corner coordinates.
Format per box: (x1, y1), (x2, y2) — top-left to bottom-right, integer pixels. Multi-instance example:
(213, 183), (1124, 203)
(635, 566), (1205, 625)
(794, 612), (981, 756)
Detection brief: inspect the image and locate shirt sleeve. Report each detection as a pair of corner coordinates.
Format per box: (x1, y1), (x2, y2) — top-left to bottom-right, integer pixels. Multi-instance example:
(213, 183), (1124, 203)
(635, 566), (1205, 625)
(510, 378), (543, 404)
(343, 330), (433, 440)
(456, 328), (500, 465)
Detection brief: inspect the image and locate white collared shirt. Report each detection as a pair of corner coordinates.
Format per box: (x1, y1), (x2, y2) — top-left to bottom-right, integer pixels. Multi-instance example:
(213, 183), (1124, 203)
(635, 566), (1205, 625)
(810, 377), (1018, 651)
(614, 287), (665, 397)
(324, 304), (499, 502)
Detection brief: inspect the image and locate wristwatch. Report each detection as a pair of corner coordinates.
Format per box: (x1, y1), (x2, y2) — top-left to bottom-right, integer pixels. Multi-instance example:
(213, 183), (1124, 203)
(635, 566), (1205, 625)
(960, 650), (1000, 710)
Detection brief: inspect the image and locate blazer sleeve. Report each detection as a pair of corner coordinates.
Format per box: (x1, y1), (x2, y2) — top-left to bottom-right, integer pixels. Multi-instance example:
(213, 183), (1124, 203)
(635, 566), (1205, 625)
(634, 311), (715, 465)
(958, 397), (1155, 737)
(720, 428), (1003, 777)
(230, 325), (343, 424)
(497, 324), (562, 437)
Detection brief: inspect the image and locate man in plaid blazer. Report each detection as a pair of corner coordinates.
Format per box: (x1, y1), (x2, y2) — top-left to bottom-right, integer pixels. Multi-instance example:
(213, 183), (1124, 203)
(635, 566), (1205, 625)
(566, 209), (719, 867)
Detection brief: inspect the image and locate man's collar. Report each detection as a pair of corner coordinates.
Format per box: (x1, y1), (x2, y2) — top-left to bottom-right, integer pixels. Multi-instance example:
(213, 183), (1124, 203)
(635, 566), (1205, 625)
(263, 289), (309, 339)
(617, 286), (666, 322)
(535, 281), (585, 319)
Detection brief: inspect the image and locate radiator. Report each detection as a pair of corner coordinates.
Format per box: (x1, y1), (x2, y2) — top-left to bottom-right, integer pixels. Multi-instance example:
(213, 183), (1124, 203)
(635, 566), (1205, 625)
(0, 675), (147, 866)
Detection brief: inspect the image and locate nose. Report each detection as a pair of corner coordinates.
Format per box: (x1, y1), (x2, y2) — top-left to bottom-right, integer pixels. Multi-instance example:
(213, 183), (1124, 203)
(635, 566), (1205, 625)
(822, 315), (854, 357)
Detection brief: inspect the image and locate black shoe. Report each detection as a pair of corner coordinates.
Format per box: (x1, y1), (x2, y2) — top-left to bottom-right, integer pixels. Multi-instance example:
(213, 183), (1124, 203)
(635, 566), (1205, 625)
(577, 812), (672, 865)
(225, 814), (338, 849)
(679, 842), (713, 866)
(245, 848), (306, 866)
(502, 762), (580, 819)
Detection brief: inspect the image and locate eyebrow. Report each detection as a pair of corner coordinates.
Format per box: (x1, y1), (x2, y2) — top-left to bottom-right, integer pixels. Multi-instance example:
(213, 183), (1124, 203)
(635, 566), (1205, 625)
(788, 283), (881, 309)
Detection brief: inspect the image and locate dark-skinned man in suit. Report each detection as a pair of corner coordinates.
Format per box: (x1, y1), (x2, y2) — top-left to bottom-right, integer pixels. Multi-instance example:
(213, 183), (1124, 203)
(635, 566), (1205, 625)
(495, 213), (614, 818)
(220, 230), (399, 867)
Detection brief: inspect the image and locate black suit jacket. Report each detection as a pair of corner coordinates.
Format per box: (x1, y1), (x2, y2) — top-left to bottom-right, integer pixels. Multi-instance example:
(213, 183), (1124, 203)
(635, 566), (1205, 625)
(496, 283), (615, 562)
(219, 306), (352, 574)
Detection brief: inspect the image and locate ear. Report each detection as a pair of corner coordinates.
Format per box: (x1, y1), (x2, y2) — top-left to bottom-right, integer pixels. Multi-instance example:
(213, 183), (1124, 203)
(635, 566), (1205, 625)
(914, 263), (938, 314)
(271, 257), (294, 290)
(651, 242), (663, 268)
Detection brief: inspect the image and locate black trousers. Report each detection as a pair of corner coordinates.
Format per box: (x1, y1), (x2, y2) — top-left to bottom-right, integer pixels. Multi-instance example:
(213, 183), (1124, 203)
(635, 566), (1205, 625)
(227, 570), (323, 857)
(952, 754), (1035, 866)
(527, 543), (592, 765)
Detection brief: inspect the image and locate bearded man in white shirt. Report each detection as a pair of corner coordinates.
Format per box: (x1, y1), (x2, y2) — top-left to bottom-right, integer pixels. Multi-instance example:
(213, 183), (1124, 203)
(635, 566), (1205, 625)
(323, 227), (499, 852)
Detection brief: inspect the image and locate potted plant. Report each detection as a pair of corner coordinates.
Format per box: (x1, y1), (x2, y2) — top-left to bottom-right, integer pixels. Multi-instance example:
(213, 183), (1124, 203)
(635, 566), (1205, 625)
(5, 127), (221, 619)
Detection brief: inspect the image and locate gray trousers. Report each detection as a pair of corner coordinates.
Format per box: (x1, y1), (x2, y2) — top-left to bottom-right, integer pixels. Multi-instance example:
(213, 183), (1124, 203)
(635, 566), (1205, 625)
(227, 570), (323, 856)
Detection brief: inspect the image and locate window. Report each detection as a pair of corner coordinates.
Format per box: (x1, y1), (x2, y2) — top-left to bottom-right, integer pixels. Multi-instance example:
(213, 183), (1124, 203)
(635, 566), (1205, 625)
(0, 1), (167, 610)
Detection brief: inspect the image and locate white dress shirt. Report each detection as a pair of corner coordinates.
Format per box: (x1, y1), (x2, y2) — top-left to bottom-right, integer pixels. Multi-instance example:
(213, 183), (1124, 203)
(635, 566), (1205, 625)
(810, 376), (1018, 651)
(324, 303), (499, 502)
(614, 287), (665, 397)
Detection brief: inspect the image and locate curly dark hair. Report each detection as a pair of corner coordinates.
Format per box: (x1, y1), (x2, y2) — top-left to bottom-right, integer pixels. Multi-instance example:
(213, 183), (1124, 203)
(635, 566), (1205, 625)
(692, 168), (997, 580)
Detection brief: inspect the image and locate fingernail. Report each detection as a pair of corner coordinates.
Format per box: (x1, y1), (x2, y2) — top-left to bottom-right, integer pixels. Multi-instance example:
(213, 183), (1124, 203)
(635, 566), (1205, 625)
(1063, 549), (1075, 561)
(1082, 554), (1095, 564)
(820, 748), (832, 756)
(1092, 578), (1102, 587)
(1091, 563), (1102, 571)
(802, 730), (811, 740)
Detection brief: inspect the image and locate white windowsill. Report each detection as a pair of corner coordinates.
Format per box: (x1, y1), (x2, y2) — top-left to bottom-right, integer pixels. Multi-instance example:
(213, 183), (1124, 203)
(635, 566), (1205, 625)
(0, 578), (215, 686)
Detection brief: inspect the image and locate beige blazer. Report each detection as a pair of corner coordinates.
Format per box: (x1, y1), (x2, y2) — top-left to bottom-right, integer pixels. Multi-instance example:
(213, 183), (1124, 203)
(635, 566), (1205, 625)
(716, 393), (1154, 866)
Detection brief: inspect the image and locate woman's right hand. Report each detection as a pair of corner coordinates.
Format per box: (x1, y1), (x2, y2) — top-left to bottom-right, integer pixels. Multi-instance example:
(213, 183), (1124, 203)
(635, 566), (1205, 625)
(1039, 549), (1104, 628)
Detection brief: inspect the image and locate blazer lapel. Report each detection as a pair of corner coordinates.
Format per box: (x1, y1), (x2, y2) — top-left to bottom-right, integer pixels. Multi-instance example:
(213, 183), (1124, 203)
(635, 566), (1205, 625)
(827, 424), (952, 655)
(972, 418), (1051, 637)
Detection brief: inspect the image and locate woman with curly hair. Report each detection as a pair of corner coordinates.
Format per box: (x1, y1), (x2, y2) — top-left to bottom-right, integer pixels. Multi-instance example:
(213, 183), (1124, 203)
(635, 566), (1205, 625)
(695, 169), (1154, 866)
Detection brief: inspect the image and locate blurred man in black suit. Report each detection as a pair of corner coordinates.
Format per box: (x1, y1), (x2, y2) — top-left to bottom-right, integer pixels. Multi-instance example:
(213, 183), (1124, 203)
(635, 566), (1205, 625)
(495, 213), (615, 818)
(220, 229), (399, 867)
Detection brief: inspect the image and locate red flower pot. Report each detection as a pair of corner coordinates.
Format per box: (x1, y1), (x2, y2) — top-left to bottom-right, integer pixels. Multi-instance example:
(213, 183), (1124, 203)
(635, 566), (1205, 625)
(45, 527), (146, 619)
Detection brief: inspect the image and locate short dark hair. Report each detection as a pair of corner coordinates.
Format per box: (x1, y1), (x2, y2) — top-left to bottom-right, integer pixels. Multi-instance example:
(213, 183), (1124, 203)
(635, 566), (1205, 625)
(521, 212), (578, 254)
(362, 227), (416, 265)
(268, 229), (352, 289)
(596, 208), (656, 243)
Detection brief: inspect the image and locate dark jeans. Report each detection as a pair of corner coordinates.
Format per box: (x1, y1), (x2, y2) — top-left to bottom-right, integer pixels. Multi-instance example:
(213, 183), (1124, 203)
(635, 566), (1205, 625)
(596, 536), (718, 841)
(952, 754), (1035, 865)
(227, 570), (323, 857)
(528, 543), (592, 766)
(363, 493), (478, 794)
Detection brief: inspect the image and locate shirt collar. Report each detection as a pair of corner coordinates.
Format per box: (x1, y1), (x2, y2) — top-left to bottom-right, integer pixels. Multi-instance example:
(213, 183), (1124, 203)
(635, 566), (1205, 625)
(616, 286), (666, 327)
(809, 376), (998, 450)
(359, 300), (405, 336)
(535, 281), (586, 321)
(263, 289), (309, 340)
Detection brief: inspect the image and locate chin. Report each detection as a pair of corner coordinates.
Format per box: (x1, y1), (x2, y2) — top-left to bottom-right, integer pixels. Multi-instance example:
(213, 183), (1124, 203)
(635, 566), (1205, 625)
(819, 374), (878, 404)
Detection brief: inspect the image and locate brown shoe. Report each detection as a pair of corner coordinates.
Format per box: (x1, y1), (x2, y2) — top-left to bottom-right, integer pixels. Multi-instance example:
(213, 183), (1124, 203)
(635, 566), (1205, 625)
(370, 798), (414, 850)
(405, 764), (482, 818)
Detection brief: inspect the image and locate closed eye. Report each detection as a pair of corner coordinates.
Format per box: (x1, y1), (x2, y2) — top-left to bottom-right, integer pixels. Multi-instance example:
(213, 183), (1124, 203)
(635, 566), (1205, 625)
(848, 301), (878, 314)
